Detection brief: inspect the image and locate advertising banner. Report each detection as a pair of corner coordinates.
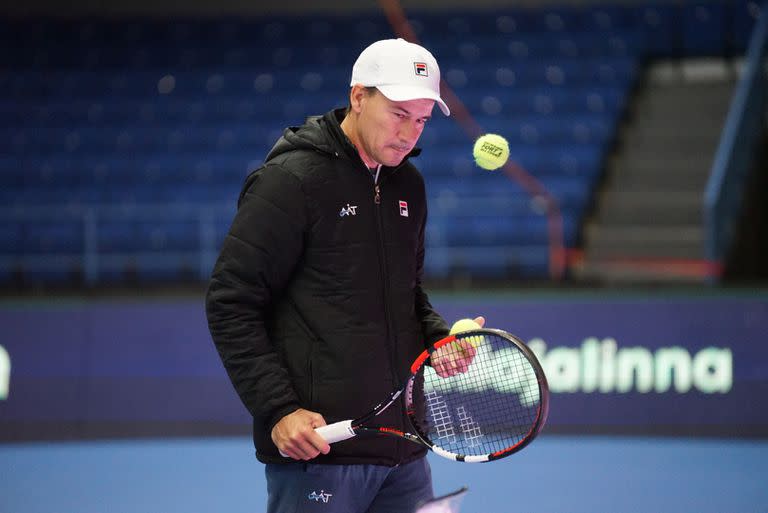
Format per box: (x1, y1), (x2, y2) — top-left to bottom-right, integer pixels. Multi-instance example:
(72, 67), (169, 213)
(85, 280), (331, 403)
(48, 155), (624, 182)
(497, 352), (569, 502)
(1, 292), (765, 440)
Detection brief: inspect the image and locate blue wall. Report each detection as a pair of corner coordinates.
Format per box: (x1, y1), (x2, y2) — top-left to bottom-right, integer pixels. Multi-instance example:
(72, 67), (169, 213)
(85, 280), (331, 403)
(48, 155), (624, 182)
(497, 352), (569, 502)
(1, 290), (766, 440)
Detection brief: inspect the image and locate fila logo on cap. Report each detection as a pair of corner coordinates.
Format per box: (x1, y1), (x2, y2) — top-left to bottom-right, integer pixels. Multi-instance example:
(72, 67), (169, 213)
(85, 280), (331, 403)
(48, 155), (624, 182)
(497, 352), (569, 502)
(414, 62), (428, 76)
(399, 200), (409, 217)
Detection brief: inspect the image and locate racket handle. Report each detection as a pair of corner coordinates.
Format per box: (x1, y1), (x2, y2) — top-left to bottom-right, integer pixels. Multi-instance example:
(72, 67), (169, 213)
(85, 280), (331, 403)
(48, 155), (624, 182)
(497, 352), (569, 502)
(278, 420), (355, 458)
(316, 420), (355, 443)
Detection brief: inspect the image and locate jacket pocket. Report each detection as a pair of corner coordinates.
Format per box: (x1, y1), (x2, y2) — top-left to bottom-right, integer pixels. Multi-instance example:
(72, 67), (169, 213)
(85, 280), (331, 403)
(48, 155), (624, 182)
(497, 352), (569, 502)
(284, 297), (318, 406)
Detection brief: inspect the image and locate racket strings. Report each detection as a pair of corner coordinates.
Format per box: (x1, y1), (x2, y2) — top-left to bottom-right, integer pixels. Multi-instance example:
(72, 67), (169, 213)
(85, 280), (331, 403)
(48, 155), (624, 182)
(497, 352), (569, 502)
(411, 333), (542, 457)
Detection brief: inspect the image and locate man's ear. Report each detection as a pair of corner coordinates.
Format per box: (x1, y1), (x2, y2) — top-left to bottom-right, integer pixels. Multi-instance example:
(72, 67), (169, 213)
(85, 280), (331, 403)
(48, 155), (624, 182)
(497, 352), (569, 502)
(348, 84), (368, 114)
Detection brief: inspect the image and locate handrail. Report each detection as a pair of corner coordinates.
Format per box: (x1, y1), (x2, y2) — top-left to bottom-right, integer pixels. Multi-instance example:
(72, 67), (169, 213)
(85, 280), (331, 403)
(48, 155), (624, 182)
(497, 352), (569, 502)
(704, 2), (768, 280)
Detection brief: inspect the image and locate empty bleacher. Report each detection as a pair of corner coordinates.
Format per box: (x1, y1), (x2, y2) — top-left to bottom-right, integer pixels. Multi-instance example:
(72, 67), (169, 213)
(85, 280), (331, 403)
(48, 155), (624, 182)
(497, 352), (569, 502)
(0, 2), (758, 286)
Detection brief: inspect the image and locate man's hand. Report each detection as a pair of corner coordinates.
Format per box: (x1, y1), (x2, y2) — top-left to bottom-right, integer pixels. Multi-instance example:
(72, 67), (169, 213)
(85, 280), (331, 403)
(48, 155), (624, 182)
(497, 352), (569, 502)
(433, 316), (485, 378)
(271, 408), (331, 460)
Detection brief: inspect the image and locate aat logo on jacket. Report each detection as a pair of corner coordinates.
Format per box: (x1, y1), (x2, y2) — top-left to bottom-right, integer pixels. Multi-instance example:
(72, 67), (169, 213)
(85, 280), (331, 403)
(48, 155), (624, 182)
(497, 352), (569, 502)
(339, 204), (358, 217)
(398, 200), (409, 217)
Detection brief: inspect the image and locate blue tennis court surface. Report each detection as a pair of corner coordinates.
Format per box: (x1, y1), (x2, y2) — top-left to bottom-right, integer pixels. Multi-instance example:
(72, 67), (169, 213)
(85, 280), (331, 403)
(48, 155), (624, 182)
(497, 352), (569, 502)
(2, 435), (766, 513)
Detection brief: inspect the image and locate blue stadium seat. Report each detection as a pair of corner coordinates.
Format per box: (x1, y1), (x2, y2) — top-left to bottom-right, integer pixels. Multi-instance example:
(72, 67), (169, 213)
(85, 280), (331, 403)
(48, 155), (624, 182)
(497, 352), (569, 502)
(0, 224), (23, 255)
(527, 6), (585, 33)
(97, 220), (137, 252)
(0, 156), (26, 186)
(133, 221), (199, 251)
(20, 267), (82, 284)
(440, 59), (631, 90)
(633, 3), (678, 56)
(730, 0), (760, 52)
(425, 246), (551, 278)
(428, 193), (550, 218)
(431, 215), (544, 246)
(682, 2), (727, 56)
(23, 221), (84, 254)
(8, 4), (727, 283)
(430, 210), (580, 247)
(133, 256), (198, 282)
(584, 5), (633, 31)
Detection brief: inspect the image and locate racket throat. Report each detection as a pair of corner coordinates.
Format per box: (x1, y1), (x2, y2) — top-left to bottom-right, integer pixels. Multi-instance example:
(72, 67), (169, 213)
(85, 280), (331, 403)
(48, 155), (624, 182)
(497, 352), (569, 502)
(357, 426), (423, 445)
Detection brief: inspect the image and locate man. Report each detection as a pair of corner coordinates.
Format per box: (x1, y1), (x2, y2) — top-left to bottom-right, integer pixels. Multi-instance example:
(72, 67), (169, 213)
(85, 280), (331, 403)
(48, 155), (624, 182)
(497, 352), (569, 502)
(206, 38), (482, 513)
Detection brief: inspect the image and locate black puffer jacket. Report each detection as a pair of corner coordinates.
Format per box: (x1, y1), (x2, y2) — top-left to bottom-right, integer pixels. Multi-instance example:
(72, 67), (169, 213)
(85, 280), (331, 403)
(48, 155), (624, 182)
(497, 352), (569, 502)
(206, 108), (449, 465)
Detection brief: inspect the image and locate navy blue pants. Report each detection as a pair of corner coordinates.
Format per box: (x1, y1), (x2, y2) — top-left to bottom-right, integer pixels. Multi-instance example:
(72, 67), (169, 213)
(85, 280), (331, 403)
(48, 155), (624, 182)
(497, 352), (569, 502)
(265, 457), (433, 513)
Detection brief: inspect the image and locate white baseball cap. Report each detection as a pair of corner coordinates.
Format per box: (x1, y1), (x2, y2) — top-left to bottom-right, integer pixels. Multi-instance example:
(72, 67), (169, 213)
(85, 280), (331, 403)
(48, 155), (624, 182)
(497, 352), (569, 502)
(350, 38), (450, 116)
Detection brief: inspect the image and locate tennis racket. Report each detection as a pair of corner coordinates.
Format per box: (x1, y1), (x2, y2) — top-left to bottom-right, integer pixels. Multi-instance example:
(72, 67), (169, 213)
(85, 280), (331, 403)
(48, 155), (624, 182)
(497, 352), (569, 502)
(285, 328), (549, 463)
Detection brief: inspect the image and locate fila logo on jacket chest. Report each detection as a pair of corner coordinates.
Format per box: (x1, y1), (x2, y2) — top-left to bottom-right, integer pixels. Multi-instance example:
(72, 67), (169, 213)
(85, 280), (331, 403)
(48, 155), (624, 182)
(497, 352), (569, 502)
(339, 201), (410, 218)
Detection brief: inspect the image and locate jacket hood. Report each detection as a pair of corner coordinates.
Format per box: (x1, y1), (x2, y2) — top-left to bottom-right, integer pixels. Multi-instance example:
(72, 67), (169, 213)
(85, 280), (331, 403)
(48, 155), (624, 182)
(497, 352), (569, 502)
(265, 112), (339, 163)
(264, 109), (354, 165)
(238, 110), (352, 206)
(265, 108), (423, 167)
(240, 109), (423, 205)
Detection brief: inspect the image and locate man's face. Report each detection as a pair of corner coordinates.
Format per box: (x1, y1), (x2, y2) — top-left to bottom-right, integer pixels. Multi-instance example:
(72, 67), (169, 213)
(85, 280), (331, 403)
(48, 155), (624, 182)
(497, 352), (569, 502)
(354, 88), (435, 168)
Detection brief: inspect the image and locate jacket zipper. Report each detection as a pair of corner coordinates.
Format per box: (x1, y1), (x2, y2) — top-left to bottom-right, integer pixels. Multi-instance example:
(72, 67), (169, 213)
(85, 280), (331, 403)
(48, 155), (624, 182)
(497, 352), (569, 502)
(371, 165), (404, 464)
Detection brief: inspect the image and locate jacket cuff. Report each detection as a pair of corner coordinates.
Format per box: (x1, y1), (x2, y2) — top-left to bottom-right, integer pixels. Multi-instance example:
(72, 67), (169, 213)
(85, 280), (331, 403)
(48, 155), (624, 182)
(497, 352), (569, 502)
(266, 403), (302, 435)
(427, 327), (450, 347)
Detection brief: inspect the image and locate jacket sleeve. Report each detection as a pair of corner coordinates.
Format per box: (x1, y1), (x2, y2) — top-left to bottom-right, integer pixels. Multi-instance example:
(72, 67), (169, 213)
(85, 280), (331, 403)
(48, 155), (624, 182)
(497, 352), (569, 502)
(205, 164), (306, 432)
(414, 199), (449, 347)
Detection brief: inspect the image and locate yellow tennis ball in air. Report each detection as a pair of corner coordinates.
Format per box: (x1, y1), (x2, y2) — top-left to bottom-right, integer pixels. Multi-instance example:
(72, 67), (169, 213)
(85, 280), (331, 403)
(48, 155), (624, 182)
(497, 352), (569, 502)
(473, 133), (509, 170)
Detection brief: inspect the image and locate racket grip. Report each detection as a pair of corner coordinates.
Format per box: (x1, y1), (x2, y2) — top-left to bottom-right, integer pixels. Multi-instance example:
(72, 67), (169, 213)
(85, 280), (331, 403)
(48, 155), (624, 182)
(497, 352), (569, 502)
(278, 420), (355, 458)
(316, 420), (355, 443)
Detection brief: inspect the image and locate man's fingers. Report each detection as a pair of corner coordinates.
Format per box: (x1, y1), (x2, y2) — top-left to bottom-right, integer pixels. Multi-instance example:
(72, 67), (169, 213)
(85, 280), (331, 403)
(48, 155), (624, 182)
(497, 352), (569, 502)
(308, 412), (327, 428)
(443, 340), (475, 374)
(434, 359), (450, 378)
(282, 442), (316, 460)
(282, 429), (324, 460)
(272, 408), (330, 460)
(433, 342), (475, 378)
(294, 436), (322, 460)
(307, 428), (331, 455)
(434, 360), (446, 377)
(287, 420), (333, 459)
(437, 359), (458, 378)
(456, 339), (476, 355)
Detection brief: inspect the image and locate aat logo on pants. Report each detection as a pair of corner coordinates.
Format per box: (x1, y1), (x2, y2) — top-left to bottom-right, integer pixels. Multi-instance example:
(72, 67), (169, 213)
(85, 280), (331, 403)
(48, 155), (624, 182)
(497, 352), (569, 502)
(308, 490), (333, 503)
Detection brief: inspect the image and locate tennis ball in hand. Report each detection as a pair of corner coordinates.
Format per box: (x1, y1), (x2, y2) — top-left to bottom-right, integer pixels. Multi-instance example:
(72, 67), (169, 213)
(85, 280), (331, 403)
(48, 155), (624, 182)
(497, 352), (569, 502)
(450, 318), (483, 350)
(450, 318), (481, 334)
(473, 133), (509, 170)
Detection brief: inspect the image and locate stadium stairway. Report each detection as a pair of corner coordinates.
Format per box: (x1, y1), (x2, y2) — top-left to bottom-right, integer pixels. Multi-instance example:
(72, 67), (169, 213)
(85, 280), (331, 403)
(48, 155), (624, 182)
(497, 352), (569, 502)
(575, 59), (739, 284)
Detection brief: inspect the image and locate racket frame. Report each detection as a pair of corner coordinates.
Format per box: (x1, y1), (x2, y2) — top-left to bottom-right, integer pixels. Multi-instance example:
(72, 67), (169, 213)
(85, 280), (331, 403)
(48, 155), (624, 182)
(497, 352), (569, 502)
(325, 328), (549, 463)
